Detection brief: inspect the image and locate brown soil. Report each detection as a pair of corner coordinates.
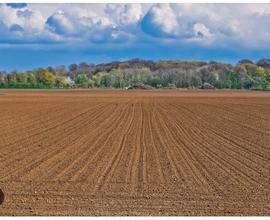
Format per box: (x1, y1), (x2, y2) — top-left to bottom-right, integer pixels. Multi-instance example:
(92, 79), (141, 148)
(0, 89), (269, 216)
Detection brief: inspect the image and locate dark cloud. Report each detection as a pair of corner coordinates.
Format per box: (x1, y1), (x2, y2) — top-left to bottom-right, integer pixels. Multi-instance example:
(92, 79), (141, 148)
(46, 11), (76, 35)
(9, 24), (24, 32)
(17, 9), (33, 18)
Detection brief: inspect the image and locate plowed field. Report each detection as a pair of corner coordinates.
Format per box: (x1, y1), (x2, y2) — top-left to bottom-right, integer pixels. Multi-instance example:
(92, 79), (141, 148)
(0, 90), (269, 215)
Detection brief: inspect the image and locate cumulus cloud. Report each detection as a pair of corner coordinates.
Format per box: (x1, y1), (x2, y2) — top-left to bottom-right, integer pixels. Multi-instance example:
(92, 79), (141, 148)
(192, 23), (213, 39)
(105, 3), (143, 27)
(141, 4), (181, 38)
(46, 10), (77, 35)
(140, 3), (270, 48)
(44, 7), (135, 44)
(78, 14), (112, 29)
(1, 3), (270, 49)
(140, 3), (213, 42)
(0, 4), (46, 39)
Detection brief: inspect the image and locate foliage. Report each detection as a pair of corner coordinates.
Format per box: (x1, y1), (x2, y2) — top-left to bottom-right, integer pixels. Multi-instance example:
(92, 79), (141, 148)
(1, 58), (270, 90)
(35, 69), (56, 87)
(75, 74), (93, 88)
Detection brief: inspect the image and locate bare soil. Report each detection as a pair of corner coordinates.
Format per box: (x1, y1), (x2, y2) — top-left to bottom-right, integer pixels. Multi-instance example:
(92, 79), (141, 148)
(0, 90), (269, 216)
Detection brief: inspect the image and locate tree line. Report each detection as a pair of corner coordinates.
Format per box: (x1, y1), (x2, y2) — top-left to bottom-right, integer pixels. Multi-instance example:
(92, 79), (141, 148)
(1, 58), (270, 90)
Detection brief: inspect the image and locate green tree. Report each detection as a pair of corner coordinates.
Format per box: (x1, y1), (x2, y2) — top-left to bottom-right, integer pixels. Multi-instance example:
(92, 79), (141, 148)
(148, 75), (161, 87)
(100, 72), (111, 88)
(256, 67), (265, 79)
(92, 73), (102, 87)
(228, 70), (241, 89)
(27, 72), (37, 87)
(15, 72), (30, 87)
(265, 69), (270, 82)
(129, 68), (152, 86)
(75, 74), (92, 88)
(6, 72), (18, 86)
(243, 75), (256, 89)
(111, 69), (126, 88)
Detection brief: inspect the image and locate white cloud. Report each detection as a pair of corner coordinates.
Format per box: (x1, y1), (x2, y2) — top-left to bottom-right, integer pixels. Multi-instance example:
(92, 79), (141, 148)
(193, 23), (212, 39)
(46, 10), (77, 35)
(1, 3), (270, 49)
(141, 4), (181, 38)
(78, 14), (112, 29)
(105, 3), (143, 26)
(0, 4), (62, 43)
(0, 4), (45, 32)
(43, 4), (138, 43)
(177, 4), (270, 46)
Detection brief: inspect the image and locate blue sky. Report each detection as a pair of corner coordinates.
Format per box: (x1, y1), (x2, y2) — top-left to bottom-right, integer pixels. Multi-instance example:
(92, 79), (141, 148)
(1, 3), (270, 71)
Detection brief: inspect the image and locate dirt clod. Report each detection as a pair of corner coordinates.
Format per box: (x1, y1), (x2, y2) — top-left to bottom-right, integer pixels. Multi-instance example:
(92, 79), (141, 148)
(0, 189), (4, 205)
